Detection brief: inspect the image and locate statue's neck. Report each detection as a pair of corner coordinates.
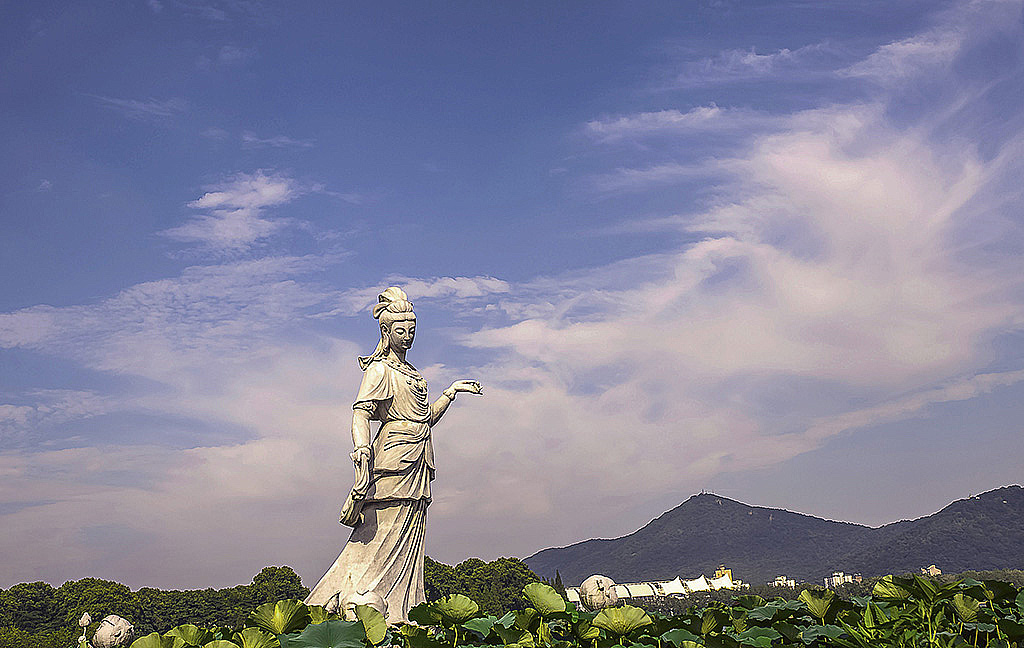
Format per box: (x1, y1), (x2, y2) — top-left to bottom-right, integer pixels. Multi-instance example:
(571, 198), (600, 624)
(387, 348), (407, 364)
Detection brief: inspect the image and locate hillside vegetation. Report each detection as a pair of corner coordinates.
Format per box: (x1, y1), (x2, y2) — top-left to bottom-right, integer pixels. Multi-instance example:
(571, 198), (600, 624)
(526, 486), (1024, 585)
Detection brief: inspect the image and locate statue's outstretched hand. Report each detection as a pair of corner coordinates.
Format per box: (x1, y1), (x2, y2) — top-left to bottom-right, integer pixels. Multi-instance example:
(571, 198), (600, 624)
(449, 380), (483, 395)
(351, 445), (371, 464)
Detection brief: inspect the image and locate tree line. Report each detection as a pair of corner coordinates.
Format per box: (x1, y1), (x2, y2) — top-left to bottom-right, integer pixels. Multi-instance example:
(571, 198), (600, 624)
(0, 557), (541, 647)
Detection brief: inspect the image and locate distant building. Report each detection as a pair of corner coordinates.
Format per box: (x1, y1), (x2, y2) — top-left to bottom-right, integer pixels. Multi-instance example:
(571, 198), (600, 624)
(921, 564), (941, 576)
(771, 575), (797, 588)
(823, 571), (857, 588)
(565, 565), (747, 604)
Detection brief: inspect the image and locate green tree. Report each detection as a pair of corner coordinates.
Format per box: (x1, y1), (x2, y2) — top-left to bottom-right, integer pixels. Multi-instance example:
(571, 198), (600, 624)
(249, 566), (309, 604)
(424, 557), (540, 614)
(0, 582), (60, 632)
(55, 577), (135, 629)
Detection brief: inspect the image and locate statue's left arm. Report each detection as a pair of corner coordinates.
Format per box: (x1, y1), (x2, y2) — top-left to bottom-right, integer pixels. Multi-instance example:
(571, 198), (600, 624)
(429, 380), (483, 426)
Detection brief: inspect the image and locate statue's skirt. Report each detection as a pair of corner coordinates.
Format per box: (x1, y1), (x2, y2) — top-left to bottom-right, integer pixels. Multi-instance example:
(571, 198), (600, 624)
(305, 498), (428, 625)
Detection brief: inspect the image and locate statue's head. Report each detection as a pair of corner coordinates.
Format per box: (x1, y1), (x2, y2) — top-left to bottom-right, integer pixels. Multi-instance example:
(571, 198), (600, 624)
(359, 287), (416, 368)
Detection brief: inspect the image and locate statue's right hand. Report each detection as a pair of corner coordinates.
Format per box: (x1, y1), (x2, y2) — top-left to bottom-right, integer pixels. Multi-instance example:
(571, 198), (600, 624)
(351, 445), (371, 464)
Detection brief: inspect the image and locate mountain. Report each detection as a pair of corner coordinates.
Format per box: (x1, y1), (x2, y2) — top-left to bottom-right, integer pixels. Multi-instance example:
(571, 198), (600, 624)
(524, 485), (1024, 586)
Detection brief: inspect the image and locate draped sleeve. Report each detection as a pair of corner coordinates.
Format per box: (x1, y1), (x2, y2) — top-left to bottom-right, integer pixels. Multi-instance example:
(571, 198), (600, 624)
(353, 361), (392, 415)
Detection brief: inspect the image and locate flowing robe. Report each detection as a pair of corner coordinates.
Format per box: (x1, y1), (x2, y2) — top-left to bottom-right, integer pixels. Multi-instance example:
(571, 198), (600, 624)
(305, 359), (435, 624)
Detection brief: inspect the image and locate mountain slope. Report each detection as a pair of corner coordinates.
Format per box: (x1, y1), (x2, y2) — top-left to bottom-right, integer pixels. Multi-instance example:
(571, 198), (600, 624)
(525, 485), (1024, 586)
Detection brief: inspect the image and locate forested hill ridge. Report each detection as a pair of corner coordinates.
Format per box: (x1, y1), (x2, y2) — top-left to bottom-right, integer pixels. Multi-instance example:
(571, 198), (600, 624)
(525, 485), (1024, 586)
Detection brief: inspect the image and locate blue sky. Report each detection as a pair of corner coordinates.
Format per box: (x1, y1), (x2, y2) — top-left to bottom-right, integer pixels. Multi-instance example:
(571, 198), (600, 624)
(2, 0), (1024, 589)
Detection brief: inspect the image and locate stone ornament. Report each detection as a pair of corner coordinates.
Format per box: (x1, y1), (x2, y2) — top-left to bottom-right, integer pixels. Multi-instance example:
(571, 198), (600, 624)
(305, 287), (482, 625)
(91, 615), (134, 648)
(579, 575), (619, 611)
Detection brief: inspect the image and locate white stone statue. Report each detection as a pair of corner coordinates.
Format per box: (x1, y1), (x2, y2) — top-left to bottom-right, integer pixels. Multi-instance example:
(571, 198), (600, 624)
(305, 287), (482, 624)
(91, 615), (134, 648)
(579, 575), (618, 611)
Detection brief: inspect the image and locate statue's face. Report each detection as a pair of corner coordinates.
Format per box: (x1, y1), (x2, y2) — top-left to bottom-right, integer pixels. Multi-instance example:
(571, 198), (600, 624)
(386, 316), (416, 352)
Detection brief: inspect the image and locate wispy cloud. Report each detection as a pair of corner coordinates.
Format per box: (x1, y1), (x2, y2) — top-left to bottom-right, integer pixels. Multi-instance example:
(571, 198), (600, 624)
(591, 162), (717, 192)
(87, 95), (186, 121)
(670, 42), (838, 87)
(197, 45), (258, 70)
(171, 1), (264, 22)
(840, 32), (962, 82)
(585, 105), (775, 141)
(241, 132), (315, 149)
(0, 391), (113, 445)
(88, 95), (187, 122)
(161, 171), (298, 253)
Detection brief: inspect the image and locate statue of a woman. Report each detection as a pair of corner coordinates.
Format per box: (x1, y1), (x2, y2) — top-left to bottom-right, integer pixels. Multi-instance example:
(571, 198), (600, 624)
(305, 287), (482, 624)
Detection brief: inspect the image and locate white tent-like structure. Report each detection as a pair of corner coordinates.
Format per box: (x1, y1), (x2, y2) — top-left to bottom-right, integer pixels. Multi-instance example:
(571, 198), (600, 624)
(565, 569), (745, 606)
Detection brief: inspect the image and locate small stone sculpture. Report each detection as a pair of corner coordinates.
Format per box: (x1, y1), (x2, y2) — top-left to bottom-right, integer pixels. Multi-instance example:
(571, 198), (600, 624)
(305, 287), (483, 624)
(78, 613), (91, 647)
(579, 575), (619, 611)
(91, 615), (134, 648)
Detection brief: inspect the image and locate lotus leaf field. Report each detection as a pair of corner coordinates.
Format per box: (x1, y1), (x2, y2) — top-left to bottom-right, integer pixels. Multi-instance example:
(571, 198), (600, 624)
(121, 575), (1024, 648)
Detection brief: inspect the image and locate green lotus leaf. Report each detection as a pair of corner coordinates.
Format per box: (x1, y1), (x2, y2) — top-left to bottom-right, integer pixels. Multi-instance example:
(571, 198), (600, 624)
(514, 609), (538, 632)
(130, 633), (177, 648)
(983, 580), (1019, 603)
(592, 605), (653, 637)
(575, 620), (600, 642)
(232, 627), (280, 648)
(735, 627), (781, 647)
(799, 624), (845, 643)
(872, 576), (909, 600)
(746, 605), (782, 623)
(250, 600), (312, 635)
(354, 604), (387, 645)
(798, 589), (834, 621)
(523, 583), (566, 616)
(308, 605), (335, 626)
(407, 602), (442, 626)
(493, 622), (534, 647)
(434, 593), (480, 625)
(278, 620), (366, 648)
(952, 593), (981, 623)
(998, 617), (1024, 639)
(166, 625), (214, 647)
(660, 628), (700, 647)
(732, 595), (766, 611)
(495, 611), (517, 629)
(701, 609), (728, 635)
(397, 625), (443, 648)
(462, 616), (497, 640)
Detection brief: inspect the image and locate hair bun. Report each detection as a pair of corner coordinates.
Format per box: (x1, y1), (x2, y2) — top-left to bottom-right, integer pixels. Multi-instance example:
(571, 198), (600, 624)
(372, 286), (411, 319)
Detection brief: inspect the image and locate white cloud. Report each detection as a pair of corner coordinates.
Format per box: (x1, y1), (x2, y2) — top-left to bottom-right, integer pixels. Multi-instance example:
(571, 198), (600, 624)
(241, 132), (315, 149)
(592, 162), (715, 192)
(0, 391), (113, 444)
(670, 42), (834, 86)
(89, 95), (187, 122)
(162, 171), (298, 252)
(202, 127), (231, 140)
(218, 45), (256, 66)
(585, 105), (776, 142)
(3, 0), (1024, 589)
(840, 33), (962, 82)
